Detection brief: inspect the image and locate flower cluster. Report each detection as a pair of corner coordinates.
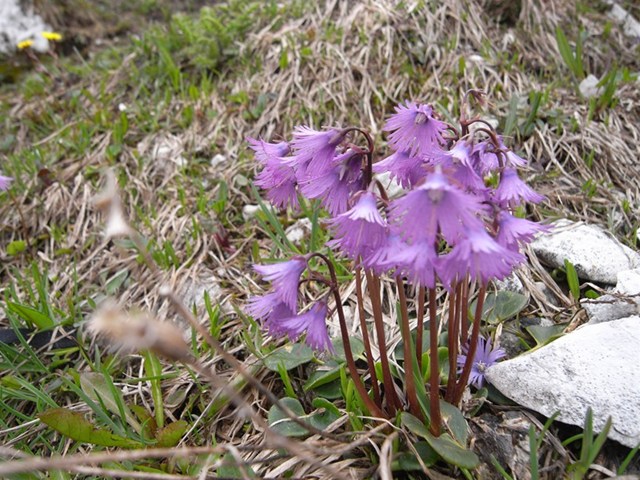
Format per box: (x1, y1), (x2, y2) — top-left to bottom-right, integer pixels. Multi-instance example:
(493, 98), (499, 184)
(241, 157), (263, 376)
(245, 256), (333, 352)
(247, 99), (544, 353)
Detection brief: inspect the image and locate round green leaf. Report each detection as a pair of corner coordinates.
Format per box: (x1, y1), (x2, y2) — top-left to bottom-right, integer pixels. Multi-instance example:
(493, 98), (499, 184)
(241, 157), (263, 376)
(262, 343), (314, 371)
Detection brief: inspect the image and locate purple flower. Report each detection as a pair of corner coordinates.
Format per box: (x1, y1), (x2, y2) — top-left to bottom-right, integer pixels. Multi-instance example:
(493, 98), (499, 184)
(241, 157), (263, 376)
(384, 101), (447, 156)
(248, 138), (291, 164)
(439, 227), (525, 287)
(493, 168), (545, 207)
(245, 293), (297, 336)
(389, 169), (483, 245)
(326, 192), (387, 260)
(362, 233), (408, 275)
(432, 141), (486, 192)
(288, 126), (345, 177)
(496, 211), (548, 251)
(372, 150), (427, 188)
(254, 257), (307, 310)
(457, 336), (506, 388)
(254, 157), (299, 210)
(472, 137), (527, 176)
(386, 240), (439, 288)
(0, 175), (12, 191)
(275, 302), (333, 352)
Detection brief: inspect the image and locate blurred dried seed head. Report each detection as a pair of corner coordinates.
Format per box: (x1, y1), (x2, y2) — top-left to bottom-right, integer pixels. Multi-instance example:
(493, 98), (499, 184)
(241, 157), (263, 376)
(94, 169), (133, 239)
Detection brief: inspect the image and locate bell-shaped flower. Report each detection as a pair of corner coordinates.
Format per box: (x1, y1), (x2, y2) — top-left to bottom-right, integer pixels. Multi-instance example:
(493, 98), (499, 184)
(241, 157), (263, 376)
(288, 126), (345, 178)
(386, 240), (439, 289)
(253, 257), (307, 311)
(326, 192), (387, 260)
(245, 293), (297, 337)
(439, 227), (525, 287)
(496, 211), (548, 251)
(384, 101), (447, 157)
(389, 169), (483, 245)
(248, 138), (290, 165)
(493, 168), (545, 207)
(274, 302), (333, 352)
(373, 150), (427, 189)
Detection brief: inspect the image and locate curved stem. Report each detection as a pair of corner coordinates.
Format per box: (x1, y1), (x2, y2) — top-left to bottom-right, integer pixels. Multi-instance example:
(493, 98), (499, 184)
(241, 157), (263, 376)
(339, 127), (374, 187)
(452, 284), (487, 405)
(355, 267), (381, 407)
(444, 283), (459, 402)
(309, 252), (385, 418)
(396, 276), (422, 419)
(428, 287), (441, 435)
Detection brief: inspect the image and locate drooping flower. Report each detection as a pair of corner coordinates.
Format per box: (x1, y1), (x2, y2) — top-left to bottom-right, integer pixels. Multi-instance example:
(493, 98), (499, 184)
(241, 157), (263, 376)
(298, 150), (364, 215)
(496, 211), (548, 251)
(472, 137), (527, 175)
(288, 126), (345, 178)
(389, 169), (483, 245)
(326, 192), (387, 260)
(372, 150), (428, 189)
(248, 138), (291, 164)
(253, 257), (307, 311)
(254, 158), (299, 210)
(245, 293), (296, 337)
(0, 175), (13, 191)
(384, 101), (447, 156)
(432, 141), (486, 192)
(439, 227), (525, 287)
(457, 336), (506, 388)
(386, 240), (439, 289)
(274, 302), (333, 352)
(493, 168), (545, 207)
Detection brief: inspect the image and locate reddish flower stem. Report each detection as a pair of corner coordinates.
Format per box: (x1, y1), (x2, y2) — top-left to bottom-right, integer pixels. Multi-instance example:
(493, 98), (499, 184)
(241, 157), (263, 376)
(367, 271), (402, 413)
(416, 286), (426, 372)
(428, 287), (442, 436)
(396, 277), (422, 420)
(308, 253), (385, 418)
(355, 267), (381, 407)
(452, 284), (487, 405)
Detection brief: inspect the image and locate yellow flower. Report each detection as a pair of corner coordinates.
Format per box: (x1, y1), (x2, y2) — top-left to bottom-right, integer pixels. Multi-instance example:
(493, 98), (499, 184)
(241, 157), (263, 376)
(17, 39), (34, 50)
(41, 32), (63, 41)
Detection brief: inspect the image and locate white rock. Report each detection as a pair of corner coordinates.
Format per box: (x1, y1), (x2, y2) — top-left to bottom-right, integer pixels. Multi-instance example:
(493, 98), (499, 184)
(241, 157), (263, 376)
(242, 204), (260, 220)
(531, 219), (640, 284)
(582, 269), (640, 324)
(210, 154), (227, 168)
(374, 171), (405, 199)
(0, 0), (51, 54)
(486, 316), (640, 448)
(285, 218), (312, 245)
(604, 0), (640, 39)
(579, 74), (603, 98)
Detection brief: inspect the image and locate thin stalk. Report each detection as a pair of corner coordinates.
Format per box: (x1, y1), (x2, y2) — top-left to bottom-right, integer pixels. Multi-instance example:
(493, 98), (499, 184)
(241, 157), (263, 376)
(396, 276), (422, 419)
(427, 287), (441, 436)
(416, 286), (426, 371)
(355, 267), (381, 407)
(366, 270), (401, 413)
(452, 284), (487, 405)
(444, 284), (458, 402)
(308, 253), (385, 418)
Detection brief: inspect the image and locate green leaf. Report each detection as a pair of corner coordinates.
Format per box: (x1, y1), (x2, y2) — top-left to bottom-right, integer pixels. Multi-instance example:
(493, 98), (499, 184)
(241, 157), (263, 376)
(303, 363), (341, 391)
(394, 441), (439, 471)
(6, 301), (54, 329)
(401, 412), (479, 469)
(79, 372), (140, 433)
(38, 408), (142, 448)
(267, 397), (308, 437)
(155, 420), (189, 447)
(262, 343), (314, 371)
(308, 398), (340, 430)
(440, 401), (469, 445)
(564, 259), (581, 301)
(331, 336), (365, 363)
(526, 324), (565, 347)
(6, 240), (27, 256)
(472, 291), (529, 324)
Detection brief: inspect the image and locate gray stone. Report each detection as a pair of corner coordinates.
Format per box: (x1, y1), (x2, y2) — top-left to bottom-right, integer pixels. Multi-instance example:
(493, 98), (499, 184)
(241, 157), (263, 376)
(486, 316), (640, 448)
(0, 0), (51, 54)
(494, 272), (524, 295)
(531, 219), (640, 284)
(583, 269), (640, 324)
(579, 74), (603, 98)
(242, 204), (260, 220)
